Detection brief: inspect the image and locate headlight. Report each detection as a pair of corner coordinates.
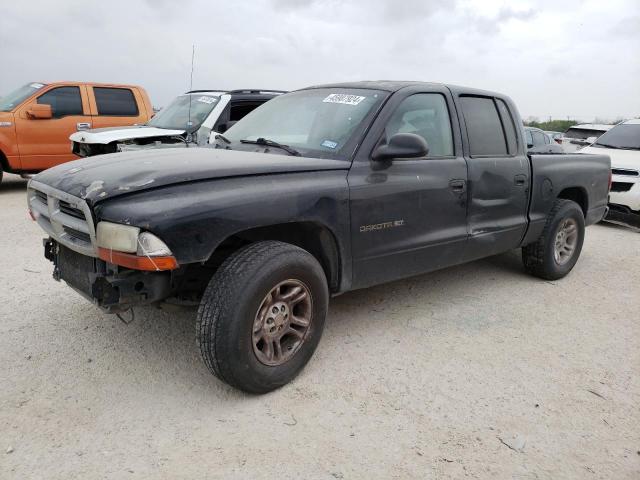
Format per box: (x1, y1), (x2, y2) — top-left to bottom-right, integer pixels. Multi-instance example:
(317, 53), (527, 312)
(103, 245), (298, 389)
(96, 221), (178, 271)
(97, 222), (140, 253)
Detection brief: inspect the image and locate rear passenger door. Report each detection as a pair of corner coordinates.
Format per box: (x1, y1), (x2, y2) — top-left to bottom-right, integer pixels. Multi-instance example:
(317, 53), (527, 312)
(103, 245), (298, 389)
(456, 95), (530, 260)
(88, 86), (147, 129)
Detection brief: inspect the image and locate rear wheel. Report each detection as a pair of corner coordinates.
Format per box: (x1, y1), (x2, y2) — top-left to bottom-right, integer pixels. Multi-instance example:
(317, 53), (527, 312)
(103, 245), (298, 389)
(522, 199), (585, 280)
(196, 241), (328, 394)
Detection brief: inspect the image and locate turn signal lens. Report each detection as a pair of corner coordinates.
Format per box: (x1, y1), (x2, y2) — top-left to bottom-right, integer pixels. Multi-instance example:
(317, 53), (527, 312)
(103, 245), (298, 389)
(136, 232), (173, 257)
(98, 248), (178, 271)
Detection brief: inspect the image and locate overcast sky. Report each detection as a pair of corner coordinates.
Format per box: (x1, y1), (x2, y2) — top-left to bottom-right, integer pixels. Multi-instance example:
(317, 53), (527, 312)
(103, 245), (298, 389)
(1, 0), (638, 121)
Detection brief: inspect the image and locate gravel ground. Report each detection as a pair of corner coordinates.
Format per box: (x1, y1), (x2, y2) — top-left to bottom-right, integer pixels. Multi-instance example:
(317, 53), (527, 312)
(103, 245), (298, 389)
(1, 172), (639, 479)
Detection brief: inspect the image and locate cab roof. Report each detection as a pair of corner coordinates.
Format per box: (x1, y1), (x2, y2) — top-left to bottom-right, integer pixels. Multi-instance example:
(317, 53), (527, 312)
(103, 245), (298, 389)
(302, 80), (505, 99)
(36, 81), (145, 89)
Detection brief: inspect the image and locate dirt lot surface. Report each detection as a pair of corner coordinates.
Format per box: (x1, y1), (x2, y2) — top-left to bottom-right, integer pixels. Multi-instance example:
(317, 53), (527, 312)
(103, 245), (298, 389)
(1, 172), (638, 479)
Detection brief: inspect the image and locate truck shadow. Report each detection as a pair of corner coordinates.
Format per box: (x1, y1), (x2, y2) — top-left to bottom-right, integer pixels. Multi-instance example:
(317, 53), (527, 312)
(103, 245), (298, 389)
(0, 174), (28, 192)
(80, 248), (528, 398)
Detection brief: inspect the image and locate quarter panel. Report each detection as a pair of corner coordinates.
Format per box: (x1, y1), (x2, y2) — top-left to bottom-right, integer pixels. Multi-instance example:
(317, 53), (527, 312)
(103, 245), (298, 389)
(523, 153), (610, 244)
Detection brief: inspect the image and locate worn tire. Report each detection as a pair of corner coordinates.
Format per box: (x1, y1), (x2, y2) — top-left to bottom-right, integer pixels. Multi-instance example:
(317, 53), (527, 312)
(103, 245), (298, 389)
(196, 241), (328, 394)
(522, 199), (585, 280)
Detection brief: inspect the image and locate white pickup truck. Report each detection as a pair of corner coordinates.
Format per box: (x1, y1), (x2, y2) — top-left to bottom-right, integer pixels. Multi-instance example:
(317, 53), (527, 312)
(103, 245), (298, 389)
(69, 89), (285, 157)
(581, 119), (640, 228)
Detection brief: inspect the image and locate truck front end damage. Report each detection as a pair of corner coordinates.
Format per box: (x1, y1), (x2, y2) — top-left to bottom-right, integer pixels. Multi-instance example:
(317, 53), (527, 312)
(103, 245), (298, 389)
(28, 180), (176, 313)
(46, 240), (172, 313)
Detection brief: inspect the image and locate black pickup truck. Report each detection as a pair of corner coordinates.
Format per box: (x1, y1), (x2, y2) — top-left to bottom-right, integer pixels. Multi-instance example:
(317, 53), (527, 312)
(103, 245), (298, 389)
(27, 81), (610, 393)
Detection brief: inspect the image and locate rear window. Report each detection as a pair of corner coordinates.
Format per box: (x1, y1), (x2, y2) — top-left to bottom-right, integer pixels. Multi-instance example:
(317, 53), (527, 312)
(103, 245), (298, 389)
(94, 87), (138, 116)
(460, 96), (508, 156)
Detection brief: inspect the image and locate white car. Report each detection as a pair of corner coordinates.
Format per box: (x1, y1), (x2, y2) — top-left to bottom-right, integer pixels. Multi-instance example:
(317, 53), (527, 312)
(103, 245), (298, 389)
(561, 123), (613, 153)
(69, 89), (285, 157)
(580, 119), (640, 228)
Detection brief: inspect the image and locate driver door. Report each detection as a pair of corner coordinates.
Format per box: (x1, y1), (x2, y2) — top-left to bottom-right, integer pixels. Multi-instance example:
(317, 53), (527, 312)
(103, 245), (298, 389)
(15, 85), (91, 170)
(348, 90), (469, 289)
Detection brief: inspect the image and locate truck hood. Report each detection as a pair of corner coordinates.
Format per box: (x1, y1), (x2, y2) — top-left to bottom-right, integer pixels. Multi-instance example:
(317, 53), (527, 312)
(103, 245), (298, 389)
(32, 147), (349, 204)
(581, 146), (640, 170)
(69, 125), (186, 145)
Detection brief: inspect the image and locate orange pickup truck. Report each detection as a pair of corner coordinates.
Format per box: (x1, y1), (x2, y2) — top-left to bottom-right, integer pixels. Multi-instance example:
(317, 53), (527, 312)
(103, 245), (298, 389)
(0, 82), (153, 182)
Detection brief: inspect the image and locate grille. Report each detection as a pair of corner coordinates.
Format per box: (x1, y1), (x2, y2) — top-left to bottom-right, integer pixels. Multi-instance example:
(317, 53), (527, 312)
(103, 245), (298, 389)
(35, 189), (48, 204)
(612, 168), (639, 177)
(59, 200), (85, 219)
(27, 181), (97, 257)
(611, 182), (633, 193)
(63, 226), (92, 243)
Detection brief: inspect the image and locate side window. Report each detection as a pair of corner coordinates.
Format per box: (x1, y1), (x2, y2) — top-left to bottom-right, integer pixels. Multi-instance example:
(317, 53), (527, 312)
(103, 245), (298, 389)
(543, 134), (550, 144)
(229, 102), (262, 122)
(495, 99), (517, 154)
(37, 86), (83, 118)
(460, 96), (508, 156)
(93, 87), (138, 116)
(384, 93), (454, 157)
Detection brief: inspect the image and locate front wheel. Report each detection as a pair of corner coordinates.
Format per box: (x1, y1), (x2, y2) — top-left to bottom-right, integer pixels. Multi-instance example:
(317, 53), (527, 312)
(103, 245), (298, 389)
(196, 241), (328, 394)
(522, 199), (585, 280)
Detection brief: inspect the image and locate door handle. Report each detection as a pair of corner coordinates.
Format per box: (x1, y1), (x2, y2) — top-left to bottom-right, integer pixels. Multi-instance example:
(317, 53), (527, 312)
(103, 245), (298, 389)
(449, 179), (466, 192)
(76, 122), (91, 131)
(514, 174), (527, 186)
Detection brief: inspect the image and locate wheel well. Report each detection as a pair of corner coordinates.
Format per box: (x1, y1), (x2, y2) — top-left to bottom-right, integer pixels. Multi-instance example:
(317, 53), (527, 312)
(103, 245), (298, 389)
(0, 149), (8, 173)
(557, 187), (588, 217)
(173, 222), (342, 300)
(220, 222), (341, 292)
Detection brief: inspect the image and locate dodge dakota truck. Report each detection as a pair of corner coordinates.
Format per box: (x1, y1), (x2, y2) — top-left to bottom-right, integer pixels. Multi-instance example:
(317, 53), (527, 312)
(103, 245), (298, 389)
(27, 81), (611, 393)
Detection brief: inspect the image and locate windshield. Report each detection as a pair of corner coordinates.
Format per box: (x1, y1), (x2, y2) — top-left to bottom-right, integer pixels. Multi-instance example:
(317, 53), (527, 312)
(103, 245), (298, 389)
(222, 88), (388, 158)
(593, 123), (640, 150)
(0, 82), (47, 112)
(147, 93), (219, 131)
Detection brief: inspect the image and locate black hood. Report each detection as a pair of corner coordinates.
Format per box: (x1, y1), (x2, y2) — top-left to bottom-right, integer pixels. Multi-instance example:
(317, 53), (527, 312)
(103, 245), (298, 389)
(33, 147), (349, 205)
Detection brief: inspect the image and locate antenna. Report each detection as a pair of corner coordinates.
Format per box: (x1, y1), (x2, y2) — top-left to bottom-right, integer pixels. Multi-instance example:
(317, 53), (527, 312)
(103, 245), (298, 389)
(186, 44), (195, 145)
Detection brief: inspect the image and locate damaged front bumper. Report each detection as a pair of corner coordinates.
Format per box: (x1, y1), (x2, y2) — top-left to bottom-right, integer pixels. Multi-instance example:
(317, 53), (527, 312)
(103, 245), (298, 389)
(47, 239), (172, 313)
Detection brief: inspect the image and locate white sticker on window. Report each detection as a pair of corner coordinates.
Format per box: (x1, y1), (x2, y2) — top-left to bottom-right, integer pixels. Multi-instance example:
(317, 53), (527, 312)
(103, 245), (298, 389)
(30, 83), (45, 89)
(323, 94), (366, 106)
(197, 96), (216, 104)
(321, 140), (338, 149)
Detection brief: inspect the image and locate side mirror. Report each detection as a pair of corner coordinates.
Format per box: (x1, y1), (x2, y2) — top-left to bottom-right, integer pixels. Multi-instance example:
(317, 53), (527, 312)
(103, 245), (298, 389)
(373, 133), (429, 161)
(26, 104), (52, 119)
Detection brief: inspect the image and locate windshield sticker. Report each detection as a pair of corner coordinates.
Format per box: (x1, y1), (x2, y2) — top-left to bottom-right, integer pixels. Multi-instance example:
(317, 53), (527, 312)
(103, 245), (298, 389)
(29, 83), (45, 89)
(323, 94), (366, 106)
(321, 140), (338, 149)
(197, 96), (216, 104)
